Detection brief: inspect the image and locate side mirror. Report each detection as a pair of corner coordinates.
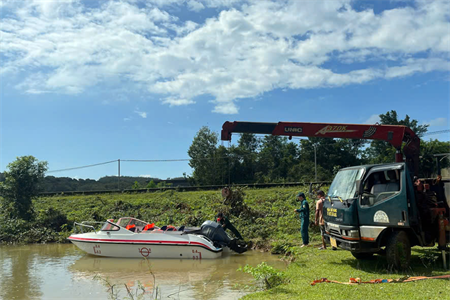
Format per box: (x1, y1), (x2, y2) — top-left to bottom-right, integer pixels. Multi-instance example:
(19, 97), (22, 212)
(355, 180), (362, 196)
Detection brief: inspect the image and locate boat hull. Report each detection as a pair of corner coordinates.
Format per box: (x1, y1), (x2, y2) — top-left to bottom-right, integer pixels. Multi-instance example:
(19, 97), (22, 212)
(68, 218), (231, 259)
(70, 239), (222, 259)
(68, 231), (223, 259)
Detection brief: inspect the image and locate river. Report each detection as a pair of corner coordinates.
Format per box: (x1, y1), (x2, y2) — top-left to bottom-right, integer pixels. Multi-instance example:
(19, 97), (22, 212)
(0, 244), (286, 300)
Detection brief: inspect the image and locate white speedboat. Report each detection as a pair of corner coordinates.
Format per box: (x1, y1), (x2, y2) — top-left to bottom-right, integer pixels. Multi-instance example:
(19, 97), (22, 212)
(68, 217), (246, 259)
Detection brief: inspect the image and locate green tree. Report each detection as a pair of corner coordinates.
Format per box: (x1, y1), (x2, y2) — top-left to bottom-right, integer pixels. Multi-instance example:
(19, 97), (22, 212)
(215, 144), (231, 185)
(156, 181), (173, 188)
(287, 160), (330, 182)
(256, 136), (298, 182)
(0, 156), (48, 220)
(188, 126), (219, 185)
(420, 139), (450, 177)
(132, 181), (140, 189)
(146, 180), (157, 188)
(366, 110), (428, 163)
(297, 137), (365, 181)
(223, 133), (260, 184)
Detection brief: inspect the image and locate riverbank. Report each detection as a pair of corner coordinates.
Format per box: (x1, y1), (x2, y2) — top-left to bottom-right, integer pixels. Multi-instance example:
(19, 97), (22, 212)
(0, 186), (319, 248)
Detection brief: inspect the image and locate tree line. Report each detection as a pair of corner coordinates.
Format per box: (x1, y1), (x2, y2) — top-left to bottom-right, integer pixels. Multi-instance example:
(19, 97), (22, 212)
(0, 173), (187, 193)
(187, 111), (449, 186)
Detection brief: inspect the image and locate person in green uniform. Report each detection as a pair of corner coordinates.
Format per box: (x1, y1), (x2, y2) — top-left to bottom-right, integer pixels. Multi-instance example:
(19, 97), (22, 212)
(294, 192), (309, 247)
(216, 212), (244, 240)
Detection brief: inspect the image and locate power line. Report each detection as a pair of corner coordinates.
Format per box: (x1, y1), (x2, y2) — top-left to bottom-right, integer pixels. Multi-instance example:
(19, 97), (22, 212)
(47, 160), (118, 173)
(47, 156), (254, 173)
(420, 129), (450, 136)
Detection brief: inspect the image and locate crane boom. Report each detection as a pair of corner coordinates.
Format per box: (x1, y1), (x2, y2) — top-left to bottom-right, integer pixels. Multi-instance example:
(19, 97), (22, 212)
(221, 121), (420, 176)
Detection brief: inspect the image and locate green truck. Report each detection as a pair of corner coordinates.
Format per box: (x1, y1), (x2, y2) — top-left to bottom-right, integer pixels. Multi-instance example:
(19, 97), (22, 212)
(323, 162), (449, 268)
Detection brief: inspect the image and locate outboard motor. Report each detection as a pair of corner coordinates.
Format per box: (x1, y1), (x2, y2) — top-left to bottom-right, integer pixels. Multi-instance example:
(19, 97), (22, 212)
(200, 221), (247, 254)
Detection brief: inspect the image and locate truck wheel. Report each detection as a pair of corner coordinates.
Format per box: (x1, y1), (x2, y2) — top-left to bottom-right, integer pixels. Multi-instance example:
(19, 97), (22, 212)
(386, 231), (411, 269)
(351, 252), (374, 260)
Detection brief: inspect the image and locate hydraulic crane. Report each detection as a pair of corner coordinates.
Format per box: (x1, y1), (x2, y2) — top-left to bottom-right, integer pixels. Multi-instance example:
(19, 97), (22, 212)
(221, 121), (420, 176)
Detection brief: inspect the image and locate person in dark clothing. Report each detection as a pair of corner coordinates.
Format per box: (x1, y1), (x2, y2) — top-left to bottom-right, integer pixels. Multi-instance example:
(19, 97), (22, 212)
(294, 192), (309, 247)
(413, 176), (433, 244)
(432, 175), (445, 203)
(216, 212), (244, 240)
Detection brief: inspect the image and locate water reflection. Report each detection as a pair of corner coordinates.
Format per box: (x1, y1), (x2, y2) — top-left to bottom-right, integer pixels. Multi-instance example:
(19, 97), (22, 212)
(70, 252), (285, 299)
(0, 245), (42, 300)
(0, 244), (285, 300)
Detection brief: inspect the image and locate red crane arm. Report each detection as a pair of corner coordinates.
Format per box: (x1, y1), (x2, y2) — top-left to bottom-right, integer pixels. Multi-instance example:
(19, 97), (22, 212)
(221, 121), (420, 175)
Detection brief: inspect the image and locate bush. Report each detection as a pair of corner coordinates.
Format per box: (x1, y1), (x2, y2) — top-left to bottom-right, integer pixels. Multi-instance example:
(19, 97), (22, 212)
(36, 207), (69, 232)
(238, 262), (286, 290)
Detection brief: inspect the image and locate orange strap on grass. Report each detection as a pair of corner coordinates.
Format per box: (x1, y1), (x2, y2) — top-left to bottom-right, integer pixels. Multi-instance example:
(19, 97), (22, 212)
(311, 275), (450, 286)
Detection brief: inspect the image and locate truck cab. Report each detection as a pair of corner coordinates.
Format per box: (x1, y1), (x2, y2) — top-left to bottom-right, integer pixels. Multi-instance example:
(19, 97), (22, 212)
(324, 162), (449, 267)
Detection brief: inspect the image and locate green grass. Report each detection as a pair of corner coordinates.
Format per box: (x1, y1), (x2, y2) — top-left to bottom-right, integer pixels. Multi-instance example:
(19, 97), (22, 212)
(30, 186), (318, 246)
(243, 246), (450, 300)
(4, 186), (318, 245)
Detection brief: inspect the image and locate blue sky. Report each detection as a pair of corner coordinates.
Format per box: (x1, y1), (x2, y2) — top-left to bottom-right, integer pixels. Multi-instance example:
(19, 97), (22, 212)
(1, 0), (449, 180)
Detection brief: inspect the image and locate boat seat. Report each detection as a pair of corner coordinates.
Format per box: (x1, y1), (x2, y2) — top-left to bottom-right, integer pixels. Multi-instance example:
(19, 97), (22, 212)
(160, 225), (167, 231)
(178, 225), (185, 231)
(143, 223), (155, 231)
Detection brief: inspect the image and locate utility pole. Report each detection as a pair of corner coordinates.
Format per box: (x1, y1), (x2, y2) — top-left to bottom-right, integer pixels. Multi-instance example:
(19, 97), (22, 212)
(118, 159), (121, 190)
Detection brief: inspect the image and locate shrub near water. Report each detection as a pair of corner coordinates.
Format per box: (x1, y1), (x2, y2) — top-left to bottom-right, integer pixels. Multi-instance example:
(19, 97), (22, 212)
(239, 262), (287, 290)
(0, 204), (69, 244)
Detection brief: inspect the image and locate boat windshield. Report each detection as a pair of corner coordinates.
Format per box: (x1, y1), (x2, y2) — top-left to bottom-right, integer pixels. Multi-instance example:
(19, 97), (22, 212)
(101, 220), (120, 231)
(116, 217), (150, 228)
(328, 168), (365, 201)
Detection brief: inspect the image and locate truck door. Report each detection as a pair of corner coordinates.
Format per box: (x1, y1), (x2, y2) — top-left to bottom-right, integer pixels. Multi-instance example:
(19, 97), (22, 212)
(357, 164), (409, 242)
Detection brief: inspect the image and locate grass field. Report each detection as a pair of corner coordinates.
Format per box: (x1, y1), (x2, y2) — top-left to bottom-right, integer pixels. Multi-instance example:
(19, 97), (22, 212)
(31, 186), (318, 246)
(244, 245), (450, 300)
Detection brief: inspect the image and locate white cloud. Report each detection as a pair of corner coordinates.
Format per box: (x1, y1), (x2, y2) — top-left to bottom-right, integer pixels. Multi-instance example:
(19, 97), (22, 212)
(187, 0), (205, 12)
(139, 174), (153, 178)
(425, 117), (448, 126)
(1, 0), (449, 114)
(162, 97), (195, 107)
(365, 114), (381, 124)
(147, 0), (240, 10)
(134, 110), (147, 118)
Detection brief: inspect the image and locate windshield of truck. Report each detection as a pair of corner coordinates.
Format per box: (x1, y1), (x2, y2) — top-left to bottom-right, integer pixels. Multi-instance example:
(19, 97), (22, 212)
(328, 168), (365, 200)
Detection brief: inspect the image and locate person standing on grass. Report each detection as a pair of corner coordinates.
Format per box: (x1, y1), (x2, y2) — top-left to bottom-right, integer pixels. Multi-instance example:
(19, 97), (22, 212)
(315, 190), (327, 250)
(294, 192), (309, 247)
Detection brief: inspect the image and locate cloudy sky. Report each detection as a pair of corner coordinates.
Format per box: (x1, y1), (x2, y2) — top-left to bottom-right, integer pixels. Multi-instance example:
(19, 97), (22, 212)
(1, 0), (449, 180)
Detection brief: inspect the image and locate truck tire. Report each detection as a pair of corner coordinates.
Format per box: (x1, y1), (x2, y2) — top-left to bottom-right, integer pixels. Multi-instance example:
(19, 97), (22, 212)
(351, 252), (374, 260)
(386, 230), (411, 269)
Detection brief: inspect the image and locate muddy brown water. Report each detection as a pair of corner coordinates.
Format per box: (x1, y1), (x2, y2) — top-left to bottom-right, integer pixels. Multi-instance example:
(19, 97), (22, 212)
(0, 244), (286, 300)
